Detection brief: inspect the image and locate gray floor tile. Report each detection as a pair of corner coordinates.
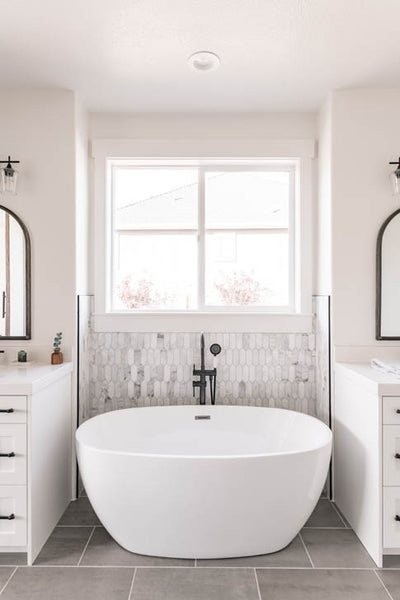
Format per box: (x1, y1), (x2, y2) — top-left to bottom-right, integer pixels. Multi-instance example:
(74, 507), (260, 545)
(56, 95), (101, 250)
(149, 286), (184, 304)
(34, 527), (94, 566)
(332, 503), (351, 527)
(304, 499), (346, 528)
(0, 567), (17, 589)
(0, 554), (26, 566)
(80, 527), (194, 567)
(301, 529), (375, 568)
(132, 567), (259, 600)
(57, 497), (101, 526)
(1, 567), (134, 600)
(378, 570), (400, 599)
(198, 535), (311, 568)
(256, 569), (389, 600)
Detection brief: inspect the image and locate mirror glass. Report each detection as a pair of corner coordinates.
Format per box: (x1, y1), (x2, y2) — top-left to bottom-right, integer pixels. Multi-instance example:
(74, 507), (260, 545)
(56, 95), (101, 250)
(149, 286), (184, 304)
(377, 209), (400, 339)
(0, 206), (30, 339)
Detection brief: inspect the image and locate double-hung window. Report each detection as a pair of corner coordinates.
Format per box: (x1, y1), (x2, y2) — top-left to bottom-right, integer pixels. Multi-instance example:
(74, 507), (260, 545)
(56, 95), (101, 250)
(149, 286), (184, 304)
(110, 161), (294, 313)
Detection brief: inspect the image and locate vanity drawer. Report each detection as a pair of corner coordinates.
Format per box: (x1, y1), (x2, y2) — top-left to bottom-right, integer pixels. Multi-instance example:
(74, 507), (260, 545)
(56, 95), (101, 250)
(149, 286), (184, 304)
(0, 397), (26, 424)
(383, 426), (400, 485)
(383, 397), (400, 425)
(0, 485), (26, 547)
(0, 425), (26, 485)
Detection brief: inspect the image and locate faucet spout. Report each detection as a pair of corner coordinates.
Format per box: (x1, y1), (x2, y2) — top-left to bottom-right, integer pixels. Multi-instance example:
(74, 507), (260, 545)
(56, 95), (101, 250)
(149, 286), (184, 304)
(200, 331), (205, 370)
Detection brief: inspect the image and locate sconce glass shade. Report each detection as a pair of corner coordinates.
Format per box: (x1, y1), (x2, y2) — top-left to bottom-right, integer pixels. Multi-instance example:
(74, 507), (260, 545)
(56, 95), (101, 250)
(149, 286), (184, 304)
(391, 168), (400, 195)
(1, 165), (18, 194)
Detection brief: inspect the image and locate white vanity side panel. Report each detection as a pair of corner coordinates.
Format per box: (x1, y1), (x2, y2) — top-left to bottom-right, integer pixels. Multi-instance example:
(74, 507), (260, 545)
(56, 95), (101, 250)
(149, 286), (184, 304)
(334, 367), (382, 566)
(28, 374), (72, 564)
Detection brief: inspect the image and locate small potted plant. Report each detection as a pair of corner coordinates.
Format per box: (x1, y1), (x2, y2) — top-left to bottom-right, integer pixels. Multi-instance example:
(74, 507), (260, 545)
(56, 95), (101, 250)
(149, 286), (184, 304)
(51, 332), (63, 365)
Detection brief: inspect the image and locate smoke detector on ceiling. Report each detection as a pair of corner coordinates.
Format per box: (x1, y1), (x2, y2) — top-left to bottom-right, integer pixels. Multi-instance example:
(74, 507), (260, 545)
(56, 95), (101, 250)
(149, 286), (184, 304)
(188, 51), (220, 72)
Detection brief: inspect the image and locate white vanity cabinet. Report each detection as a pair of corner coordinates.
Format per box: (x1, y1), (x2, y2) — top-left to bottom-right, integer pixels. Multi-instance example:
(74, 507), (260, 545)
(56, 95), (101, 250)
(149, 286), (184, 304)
(334, 362), (400, 567)
(0, 363), (73, 564)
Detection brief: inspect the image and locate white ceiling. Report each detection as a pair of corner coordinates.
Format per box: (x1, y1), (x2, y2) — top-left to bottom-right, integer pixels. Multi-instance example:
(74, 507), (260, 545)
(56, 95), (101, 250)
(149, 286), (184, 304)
(2, 0), (400, 112)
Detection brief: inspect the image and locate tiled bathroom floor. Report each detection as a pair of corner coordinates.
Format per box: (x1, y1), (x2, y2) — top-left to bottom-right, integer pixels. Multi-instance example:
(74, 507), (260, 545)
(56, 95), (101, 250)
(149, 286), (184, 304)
(0, 498), (399, 599)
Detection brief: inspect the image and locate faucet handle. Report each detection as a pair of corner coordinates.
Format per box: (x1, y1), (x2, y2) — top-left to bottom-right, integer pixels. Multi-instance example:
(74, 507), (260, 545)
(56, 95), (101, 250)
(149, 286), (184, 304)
(210, 343), (221, 356)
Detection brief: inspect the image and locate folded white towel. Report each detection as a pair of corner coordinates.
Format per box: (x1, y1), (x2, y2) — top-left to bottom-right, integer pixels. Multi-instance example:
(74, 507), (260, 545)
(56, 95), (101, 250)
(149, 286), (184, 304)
(371, 358), (400, 377)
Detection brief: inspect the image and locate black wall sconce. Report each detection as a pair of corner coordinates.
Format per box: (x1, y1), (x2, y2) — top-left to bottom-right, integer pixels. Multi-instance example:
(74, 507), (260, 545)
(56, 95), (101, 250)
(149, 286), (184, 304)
(0, 156), (19, 195)
(389, 157), (400, 195)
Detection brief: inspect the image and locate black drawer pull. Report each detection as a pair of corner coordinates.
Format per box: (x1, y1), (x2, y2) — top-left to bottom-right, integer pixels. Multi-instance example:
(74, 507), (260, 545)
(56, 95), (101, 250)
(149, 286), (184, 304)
(0, 409), (14, 414)
(396, 454), (400, 459)
(0, 514), (14, 520)
(396, 410), (400, 414)
(0, 452), (14, 458)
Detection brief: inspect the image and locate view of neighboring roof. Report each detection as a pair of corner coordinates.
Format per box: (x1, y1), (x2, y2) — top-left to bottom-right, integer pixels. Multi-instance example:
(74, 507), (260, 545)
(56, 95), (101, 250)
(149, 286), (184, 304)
(115, 172), (289, 230)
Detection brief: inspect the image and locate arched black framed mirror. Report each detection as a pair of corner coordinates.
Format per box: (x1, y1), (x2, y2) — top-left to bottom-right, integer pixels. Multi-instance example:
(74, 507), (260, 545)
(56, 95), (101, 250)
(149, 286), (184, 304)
(376, 208), (400, 340)
(0, 205), (31, 340)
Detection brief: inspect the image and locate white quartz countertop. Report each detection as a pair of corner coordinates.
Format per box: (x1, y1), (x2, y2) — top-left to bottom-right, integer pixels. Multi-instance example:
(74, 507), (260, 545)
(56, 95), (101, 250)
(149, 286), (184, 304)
(336, 362), (400, 395)
(0, 362), (73, 395)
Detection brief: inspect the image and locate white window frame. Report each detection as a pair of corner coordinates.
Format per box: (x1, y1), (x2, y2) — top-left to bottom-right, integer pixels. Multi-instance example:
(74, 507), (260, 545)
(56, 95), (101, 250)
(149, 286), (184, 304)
(92, 138), (315, 333)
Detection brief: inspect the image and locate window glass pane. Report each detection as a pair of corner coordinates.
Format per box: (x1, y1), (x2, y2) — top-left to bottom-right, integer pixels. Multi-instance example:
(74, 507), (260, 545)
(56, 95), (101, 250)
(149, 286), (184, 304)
(205, 171), (290, 307)
(205, 232), (289, 306)
(205, 171), (289, 229)
(114, 168), (198, 229)
(112, 168), (198, 310)
(114, 234), (197, 310)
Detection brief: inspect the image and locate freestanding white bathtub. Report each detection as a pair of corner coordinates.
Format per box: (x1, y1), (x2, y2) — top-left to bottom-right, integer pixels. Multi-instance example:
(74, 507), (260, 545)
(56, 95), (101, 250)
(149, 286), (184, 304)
(76, 405), (332, 559)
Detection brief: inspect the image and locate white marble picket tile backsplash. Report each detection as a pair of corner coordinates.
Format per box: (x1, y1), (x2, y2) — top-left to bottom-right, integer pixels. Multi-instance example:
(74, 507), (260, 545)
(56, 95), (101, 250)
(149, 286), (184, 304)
(78, 297), (329, 424)
(77, 295), (330, 424)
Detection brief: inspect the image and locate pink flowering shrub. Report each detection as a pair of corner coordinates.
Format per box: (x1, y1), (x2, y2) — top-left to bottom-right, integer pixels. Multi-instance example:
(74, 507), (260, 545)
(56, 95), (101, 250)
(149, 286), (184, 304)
(117, 276), (171, 309)
(214, 271), (265, 306)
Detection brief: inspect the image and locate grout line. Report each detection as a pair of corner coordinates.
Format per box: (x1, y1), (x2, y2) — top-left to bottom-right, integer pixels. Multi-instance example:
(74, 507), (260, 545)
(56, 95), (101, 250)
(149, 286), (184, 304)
(254, 568), (262, 600)
(0, 567), (17, 595)
(298, 532), (315, 568)
(374, 569), (395, 600)
(127, 568), (137, 600)
(77, 527), (96, 566)
(330, 502), (349, 528)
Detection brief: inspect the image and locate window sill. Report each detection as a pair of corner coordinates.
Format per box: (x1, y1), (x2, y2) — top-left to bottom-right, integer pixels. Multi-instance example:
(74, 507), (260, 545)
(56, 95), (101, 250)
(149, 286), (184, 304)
(93, 312), (313, 333)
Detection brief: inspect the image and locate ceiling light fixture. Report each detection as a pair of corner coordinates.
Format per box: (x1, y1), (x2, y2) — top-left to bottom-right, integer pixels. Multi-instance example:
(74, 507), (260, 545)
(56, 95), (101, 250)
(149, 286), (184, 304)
(188, 51), (220, 72)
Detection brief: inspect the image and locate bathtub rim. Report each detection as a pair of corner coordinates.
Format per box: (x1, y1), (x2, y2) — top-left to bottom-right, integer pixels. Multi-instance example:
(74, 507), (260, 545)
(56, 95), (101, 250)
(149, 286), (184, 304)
(76, 405), (332, 461)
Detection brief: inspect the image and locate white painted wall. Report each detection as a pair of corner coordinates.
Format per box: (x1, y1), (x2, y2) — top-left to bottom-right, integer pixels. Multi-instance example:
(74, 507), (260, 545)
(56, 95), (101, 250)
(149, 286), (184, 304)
(89, 112), (317, 140)
(0, 89), (77, 360)
(315, 97), (332, 296)
(321, 89), (400, 356)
